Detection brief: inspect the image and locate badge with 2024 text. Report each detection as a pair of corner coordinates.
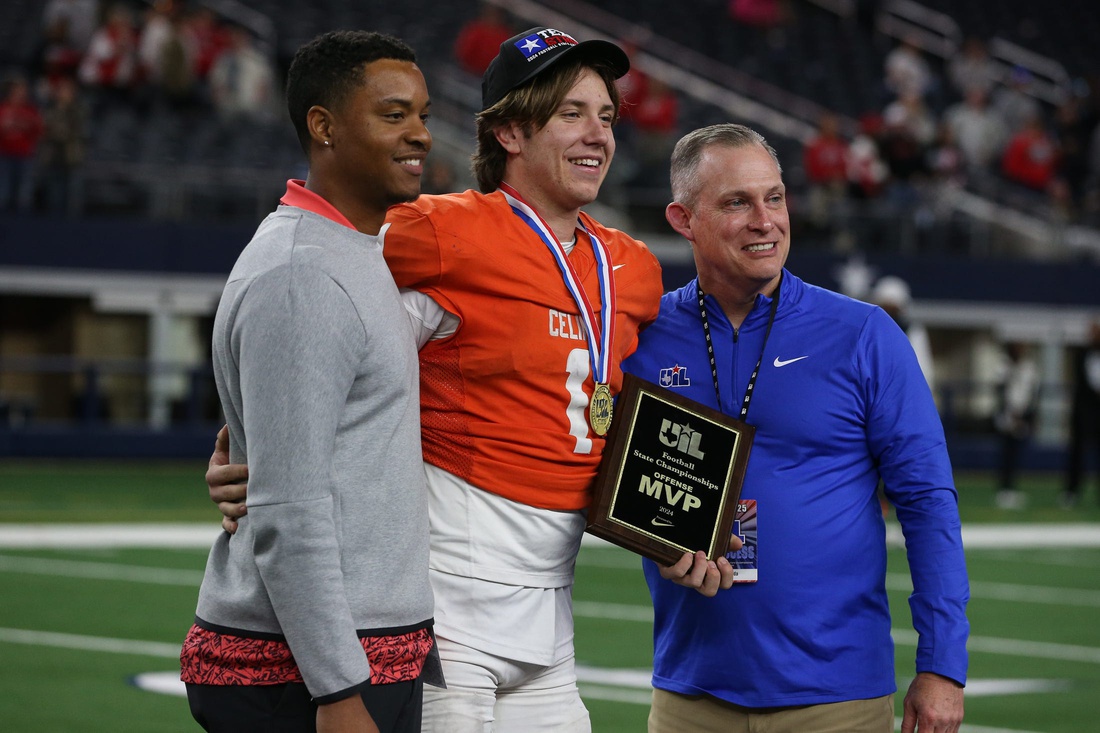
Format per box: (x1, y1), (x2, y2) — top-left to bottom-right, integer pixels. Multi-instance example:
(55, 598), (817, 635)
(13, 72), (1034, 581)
(585, 374), (755, 566)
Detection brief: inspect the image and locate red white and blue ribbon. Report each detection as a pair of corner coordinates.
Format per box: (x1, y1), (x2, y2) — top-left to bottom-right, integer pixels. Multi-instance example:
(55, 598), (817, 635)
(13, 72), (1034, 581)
(499, 182), (616, 388)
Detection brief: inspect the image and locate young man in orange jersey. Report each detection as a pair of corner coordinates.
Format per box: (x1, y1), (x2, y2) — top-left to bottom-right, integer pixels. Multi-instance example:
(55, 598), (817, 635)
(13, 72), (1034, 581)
(380, 28), (662, 729)
(205, 27), (738, 730)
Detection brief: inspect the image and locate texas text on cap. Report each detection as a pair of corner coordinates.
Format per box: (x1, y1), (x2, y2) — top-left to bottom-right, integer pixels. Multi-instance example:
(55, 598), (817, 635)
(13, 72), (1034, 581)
(481, 26), (630, 110)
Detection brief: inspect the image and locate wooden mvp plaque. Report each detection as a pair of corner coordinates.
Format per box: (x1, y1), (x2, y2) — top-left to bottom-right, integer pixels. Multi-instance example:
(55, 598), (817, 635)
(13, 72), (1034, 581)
(586, 374), (754, 566)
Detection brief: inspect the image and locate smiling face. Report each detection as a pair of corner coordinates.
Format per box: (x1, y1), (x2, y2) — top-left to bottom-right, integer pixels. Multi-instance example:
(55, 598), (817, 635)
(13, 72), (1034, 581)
(497, 67), (616, 237)
(325, 58), (431, 226)
(667, 143), (789, 316)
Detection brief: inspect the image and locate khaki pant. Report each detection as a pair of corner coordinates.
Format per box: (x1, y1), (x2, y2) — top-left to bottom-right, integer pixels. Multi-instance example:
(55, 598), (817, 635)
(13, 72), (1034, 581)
(649, 687), (895, 733)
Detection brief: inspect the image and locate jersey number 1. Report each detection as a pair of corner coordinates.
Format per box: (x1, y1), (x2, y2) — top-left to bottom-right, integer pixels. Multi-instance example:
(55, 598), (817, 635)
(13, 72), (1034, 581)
(565, 348), (593, 455)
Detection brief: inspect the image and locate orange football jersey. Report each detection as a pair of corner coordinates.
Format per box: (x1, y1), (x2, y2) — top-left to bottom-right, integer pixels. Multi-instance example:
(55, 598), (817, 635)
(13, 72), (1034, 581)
(385, 190), (663, 510)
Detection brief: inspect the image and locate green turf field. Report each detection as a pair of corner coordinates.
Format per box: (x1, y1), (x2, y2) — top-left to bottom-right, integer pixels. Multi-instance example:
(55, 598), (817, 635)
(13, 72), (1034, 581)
(1, 461), (1099, 731)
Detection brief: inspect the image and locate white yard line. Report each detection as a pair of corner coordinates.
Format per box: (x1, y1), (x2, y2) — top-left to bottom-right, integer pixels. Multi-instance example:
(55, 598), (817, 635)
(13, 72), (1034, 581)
(2, 522), (1099, 549)
(0, 627), (180, 658)
(0, 523), (221, 548)
(884, 574), (1100, 607)
(0, 554), (205, 585)
(14, 555), (1095, 612)
(582, 524), (1100, 550)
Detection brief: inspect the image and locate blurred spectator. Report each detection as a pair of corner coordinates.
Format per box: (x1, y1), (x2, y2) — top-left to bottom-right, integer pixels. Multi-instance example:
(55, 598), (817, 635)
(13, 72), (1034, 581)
(926, 122), (966, 188)
(36, 76), (87, 216)
(884, 36), (935, 102)
(182, 6), (231, 84)
(1001, 112), (1059, 192)
(943, 88), (1008, 181)
(615, 36), (651, 116)
(43, 0), (100, 54)
(879, 100), (930, 208)
(846, 113), (889, 199)
(208, 25), (276, 122)
(138, 0), (176, 87)
(36, 15), (85, 94)
(453, 2), (514, 76)
(627, 76), (679, 184)
(0, 76), (45, 212)
(992, 66), (1041, 135)
(155, 10), (198, 111)
(947, 36), (999, 99)
(802, 111), (849, 229)
(78, 3), (139, 101)
(631, 77), (678, 136)
(880, 92), (935, 202)
(992, 341), (1040, 510)
(606, 36), (651, 193)
(1063, 321), (1100, 508)
(870, 275), (935, 392)
(883, 90), (937, 148)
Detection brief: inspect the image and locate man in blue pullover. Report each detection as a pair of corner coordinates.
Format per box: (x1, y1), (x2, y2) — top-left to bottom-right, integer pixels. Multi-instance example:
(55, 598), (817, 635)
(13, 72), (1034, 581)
(624, 123), (968, 733)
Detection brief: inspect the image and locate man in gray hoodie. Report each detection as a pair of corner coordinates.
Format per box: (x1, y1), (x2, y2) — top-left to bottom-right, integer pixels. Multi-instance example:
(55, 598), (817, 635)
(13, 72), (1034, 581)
(180, 31), (440, 733)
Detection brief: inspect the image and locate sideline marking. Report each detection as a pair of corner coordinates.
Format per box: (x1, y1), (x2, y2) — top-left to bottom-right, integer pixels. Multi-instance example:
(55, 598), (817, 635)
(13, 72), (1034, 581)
(583, 524), (1100, 550)
(3, 522), (1099, 549)
(0, 627), (180, 658)
(884, 574), (1100, 607)
(8, 553), (1100, 611)
(131, 672), (186, 698)
(0, 523), (221, 548)
(0, 554), (204, 585)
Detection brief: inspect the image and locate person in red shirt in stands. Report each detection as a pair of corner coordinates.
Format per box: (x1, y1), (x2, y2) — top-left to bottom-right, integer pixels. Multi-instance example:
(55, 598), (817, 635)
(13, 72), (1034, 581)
(0, 76), (44, 211)
(181, 5), (232, 83)
(77, 3), (139, 94)
(453, 2), (514, 75)
(803, 111), (850, 230)
(628, 76), (680, 185)
(1001, 111), (1060, 192)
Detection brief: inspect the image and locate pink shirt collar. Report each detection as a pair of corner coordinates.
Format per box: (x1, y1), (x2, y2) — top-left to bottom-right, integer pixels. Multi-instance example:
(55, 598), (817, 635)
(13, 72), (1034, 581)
(279, 179), (357, 231)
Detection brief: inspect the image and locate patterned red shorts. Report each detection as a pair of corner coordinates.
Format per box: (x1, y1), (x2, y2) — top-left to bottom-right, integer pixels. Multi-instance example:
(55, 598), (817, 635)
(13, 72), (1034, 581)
(180, 624), (432, 686)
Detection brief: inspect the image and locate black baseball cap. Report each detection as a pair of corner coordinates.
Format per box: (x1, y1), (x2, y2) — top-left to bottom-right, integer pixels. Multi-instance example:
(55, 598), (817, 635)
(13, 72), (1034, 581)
(481, 27), (630, 110)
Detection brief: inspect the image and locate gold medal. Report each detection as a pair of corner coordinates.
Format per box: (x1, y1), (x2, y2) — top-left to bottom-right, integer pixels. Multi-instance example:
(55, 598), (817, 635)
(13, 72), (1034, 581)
(589, 383), (613, 436)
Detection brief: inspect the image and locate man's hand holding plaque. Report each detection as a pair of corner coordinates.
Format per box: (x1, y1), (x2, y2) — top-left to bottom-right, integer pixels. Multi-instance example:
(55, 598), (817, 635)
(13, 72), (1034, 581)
(657, 534), (745, 596)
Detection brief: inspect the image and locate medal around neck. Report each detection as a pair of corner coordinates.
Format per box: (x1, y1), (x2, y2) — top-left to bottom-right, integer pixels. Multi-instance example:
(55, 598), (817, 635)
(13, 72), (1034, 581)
(586, 374), (755, 566)
(589, 383), (613, 436)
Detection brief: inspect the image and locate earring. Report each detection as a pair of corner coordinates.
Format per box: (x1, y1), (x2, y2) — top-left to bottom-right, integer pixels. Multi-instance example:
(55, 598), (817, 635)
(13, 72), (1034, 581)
(324, 140), (331, 146)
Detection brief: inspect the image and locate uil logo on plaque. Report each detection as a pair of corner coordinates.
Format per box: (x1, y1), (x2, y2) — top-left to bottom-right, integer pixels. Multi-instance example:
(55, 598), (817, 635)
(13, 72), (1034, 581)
(586, 374), (755, 566)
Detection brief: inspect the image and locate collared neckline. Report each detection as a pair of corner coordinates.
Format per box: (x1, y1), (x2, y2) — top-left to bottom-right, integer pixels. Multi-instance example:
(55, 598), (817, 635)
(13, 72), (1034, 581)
(279, 179), (357, 231)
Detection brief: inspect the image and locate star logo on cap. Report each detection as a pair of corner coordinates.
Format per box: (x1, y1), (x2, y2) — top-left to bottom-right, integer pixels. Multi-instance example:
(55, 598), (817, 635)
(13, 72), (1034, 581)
(516, 35), (544, 57)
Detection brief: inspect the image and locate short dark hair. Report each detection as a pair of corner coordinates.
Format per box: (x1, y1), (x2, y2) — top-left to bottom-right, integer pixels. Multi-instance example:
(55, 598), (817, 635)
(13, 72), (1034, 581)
(670, 124), (782, 209)
(471, 58), (621, 194)
(285, 31), (417, 155)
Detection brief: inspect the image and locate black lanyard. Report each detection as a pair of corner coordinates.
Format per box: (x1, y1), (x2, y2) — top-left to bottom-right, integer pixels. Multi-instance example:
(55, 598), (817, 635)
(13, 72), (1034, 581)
(697, 276), (781, 422)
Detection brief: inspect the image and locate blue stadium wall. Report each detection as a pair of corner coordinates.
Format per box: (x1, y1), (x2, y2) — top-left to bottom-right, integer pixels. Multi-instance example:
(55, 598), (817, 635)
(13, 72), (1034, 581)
(2, 215), (1099, 469)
